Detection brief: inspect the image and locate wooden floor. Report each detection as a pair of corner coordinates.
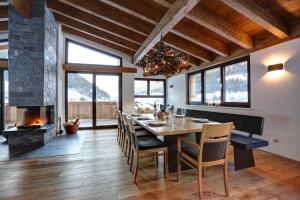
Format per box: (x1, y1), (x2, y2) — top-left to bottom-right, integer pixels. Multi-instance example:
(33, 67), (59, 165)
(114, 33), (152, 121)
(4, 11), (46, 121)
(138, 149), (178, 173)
(0, 129), (299, 200)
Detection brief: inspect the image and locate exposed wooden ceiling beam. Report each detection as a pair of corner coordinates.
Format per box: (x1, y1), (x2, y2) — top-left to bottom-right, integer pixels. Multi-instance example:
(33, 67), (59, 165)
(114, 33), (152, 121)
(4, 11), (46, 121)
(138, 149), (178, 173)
(54, 0), (207, 65)
(0, 44), (8, 50)
(0, 5), (8, 19)
(9, 0), (32, 18)
(98, 0), (158, 25)
(188, 56), (202, 67)
(54, 14), (139, 51)
(154, 0), (253, 49)
(164, 33), (213, 63)
(62, 24), (135, 52)
(133, 0), (200, 64)
(0, 59), (8, 69)
(47, 0), (145, 45)
(63, 64), (137, 73)
(220, 0), (289, 39)
(0, 21), (7, 32)
(100, 0), (229, 57)
(172, 21), (229, 56)
(59, 0), (151, 36)
(61, 25), (135, 56)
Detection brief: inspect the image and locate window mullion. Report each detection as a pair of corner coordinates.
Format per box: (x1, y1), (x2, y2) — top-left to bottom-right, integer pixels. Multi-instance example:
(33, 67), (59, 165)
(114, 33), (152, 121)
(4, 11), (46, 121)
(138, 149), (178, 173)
(201, 72), (204, 104)
(220, 66), (224, 104)
(147, 80), (150, 96)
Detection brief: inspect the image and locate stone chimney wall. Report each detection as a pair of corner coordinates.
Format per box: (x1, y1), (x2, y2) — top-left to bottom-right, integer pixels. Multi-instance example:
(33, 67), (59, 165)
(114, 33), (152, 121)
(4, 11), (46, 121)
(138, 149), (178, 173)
(8, 0), (58, 107)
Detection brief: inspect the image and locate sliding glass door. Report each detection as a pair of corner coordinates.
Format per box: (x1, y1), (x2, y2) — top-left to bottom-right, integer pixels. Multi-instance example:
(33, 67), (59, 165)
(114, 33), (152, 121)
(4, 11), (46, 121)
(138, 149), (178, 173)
(66, 72), (121, 129)
(95, 75), (120, 127)
(67, 73), (93, 128)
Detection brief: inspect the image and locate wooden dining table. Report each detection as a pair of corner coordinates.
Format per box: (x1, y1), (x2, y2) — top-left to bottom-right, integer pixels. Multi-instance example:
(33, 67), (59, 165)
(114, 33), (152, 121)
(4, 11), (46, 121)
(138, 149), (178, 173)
(132, 114), (217, 172)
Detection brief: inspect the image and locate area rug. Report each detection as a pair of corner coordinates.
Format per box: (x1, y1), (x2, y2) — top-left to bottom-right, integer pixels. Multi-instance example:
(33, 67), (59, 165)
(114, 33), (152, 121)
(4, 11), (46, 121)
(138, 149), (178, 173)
(0, 132), (87, 161)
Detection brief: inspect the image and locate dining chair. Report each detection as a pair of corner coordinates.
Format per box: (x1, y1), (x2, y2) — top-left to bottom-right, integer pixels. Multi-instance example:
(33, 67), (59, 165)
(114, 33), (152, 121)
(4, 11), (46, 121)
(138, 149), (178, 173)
(116, 110), (122, 144)
(118, 111), (143, 148)
(177, 122), (233, 199)
(126, 116), (169, 184)
(122, 114), (156, 164)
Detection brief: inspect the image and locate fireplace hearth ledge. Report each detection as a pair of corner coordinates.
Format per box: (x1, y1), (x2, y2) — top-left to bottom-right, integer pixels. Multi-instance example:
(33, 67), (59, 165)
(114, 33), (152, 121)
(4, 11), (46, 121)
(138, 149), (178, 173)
(2, 124), (56, 156)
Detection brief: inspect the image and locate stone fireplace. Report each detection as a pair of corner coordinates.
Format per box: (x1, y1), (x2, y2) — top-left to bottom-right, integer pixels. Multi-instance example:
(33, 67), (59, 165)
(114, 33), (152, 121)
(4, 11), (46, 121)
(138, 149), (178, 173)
(16, 106), (54, 129)
(2, 0), (58, 156)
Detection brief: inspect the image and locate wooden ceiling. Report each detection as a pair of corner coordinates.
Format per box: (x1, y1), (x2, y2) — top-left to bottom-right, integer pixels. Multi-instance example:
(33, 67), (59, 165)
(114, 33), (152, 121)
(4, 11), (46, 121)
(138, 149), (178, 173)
(2, 0), (300, 70)
(0, 0), (8, 50)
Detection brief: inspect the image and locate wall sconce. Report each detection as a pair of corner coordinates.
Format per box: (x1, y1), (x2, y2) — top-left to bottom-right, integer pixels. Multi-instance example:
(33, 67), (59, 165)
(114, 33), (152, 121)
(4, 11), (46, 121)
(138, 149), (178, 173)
(268, 63), (284, 72)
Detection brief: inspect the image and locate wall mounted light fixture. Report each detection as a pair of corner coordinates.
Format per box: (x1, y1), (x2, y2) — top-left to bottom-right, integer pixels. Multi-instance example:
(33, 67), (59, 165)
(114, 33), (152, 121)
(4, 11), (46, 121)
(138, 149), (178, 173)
(268, 63), (284, 72)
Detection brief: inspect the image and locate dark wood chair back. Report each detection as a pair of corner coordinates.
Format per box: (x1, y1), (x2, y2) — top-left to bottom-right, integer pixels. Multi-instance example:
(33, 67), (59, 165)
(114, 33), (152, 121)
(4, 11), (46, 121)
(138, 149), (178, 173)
(199, 123), (233, 166)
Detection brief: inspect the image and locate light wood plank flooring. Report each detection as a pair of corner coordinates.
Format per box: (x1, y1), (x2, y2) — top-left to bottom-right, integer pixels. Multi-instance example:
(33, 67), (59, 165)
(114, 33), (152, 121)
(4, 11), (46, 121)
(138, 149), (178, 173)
(0, 129), (299, 200)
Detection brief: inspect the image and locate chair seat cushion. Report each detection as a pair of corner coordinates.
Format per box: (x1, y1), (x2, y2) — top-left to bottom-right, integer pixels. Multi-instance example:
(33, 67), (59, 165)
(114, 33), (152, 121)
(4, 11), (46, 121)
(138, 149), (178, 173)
(136, 130), (155, 138)
(134, 125), (145, 131)
(138, 138), (166, 150)
(230, 133), (269, 149)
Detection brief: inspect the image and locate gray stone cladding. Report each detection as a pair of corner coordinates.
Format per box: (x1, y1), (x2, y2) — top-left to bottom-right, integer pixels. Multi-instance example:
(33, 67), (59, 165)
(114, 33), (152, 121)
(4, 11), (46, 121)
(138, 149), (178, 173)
(8, 0), (58, 107)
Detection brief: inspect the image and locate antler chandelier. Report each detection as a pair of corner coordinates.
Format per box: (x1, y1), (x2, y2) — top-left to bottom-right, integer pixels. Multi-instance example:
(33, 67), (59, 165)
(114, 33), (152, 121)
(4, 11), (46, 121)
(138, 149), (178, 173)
(138, 41), (191, 76)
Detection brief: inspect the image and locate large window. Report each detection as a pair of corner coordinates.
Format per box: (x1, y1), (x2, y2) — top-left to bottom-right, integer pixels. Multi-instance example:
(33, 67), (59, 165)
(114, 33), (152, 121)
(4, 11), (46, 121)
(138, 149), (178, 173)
(224, 61), (248, 103)
(189, 72), (202, 103)
(134, 79), (166, 112)
(66, 40), (121, 66)
(187, 56), (250, 107)
(65, 40), (122, 128)
(204, 68), (221, 104)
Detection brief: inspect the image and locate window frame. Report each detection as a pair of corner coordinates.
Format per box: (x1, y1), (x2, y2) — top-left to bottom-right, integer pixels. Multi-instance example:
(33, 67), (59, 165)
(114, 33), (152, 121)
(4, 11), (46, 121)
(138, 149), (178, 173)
(65, 39), (122, 67)
(64, 40), (123, 129)
(134, 78), (166, 105)
(187, 56), (250, 108)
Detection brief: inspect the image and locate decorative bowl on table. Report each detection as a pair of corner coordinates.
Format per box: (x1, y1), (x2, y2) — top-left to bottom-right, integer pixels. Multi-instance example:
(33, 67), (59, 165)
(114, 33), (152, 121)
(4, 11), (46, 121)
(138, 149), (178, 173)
(157, 111), (169, 120)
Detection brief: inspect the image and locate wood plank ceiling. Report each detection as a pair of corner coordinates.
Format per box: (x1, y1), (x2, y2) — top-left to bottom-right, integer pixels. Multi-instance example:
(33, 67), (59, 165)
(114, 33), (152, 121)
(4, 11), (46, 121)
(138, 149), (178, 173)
(2, 0), (300, 72)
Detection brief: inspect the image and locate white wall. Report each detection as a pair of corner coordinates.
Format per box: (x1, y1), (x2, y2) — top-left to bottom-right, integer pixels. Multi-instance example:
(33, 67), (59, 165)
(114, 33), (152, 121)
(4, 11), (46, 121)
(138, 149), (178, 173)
(167, 38), (300, 161)
(57, 32), (166, 121)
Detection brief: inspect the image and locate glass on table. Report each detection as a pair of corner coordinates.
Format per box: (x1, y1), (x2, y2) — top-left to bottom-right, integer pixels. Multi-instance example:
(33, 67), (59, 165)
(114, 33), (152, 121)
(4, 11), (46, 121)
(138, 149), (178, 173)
(169, 109), (175, 124)
(181, 107), (186, 118)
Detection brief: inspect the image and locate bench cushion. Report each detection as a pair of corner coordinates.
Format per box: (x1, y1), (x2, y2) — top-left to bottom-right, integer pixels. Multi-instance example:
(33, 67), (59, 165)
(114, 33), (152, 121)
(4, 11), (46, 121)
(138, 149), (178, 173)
(230, 133), (269, 149)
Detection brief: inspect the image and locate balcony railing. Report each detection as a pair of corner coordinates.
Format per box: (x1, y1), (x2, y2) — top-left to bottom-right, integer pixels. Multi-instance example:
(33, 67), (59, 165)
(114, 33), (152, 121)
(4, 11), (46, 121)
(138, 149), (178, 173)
(68, 101), (118, 120)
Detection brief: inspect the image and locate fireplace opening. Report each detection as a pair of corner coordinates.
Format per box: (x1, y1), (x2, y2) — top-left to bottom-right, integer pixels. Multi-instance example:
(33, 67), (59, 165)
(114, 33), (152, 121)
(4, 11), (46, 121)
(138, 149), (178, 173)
(16, 106), (54, 129)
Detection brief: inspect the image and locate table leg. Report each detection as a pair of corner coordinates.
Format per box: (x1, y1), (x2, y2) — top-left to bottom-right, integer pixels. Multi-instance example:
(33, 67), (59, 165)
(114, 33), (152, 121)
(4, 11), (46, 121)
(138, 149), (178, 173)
(163, 134), (192, 173)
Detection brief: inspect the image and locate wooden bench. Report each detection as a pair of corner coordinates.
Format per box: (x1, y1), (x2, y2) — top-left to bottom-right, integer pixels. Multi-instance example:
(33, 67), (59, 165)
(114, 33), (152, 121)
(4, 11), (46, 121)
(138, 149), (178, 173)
(177, 108), (269, 170)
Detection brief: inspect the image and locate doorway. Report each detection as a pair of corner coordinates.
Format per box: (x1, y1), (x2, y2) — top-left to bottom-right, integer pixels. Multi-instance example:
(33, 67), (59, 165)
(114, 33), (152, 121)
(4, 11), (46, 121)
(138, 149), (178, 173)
(66, 72), (121, 129)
